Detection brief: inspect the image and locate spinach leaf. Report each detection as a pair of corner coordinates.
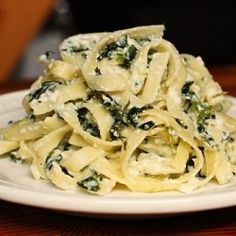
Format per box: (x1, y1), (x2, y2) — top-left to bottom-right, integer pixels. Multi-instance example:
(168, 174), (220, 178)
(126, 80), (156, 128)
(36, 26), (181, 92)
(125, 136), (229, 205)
(118, 44), (137, 69)
(62, 45), (89, 54)
(127, 106), (144, 127)
(127, 106), (154, 129)
(10, 153), (22, 163)
(97, 35), (137, 69)
(97, 42), (120, 61)
(87, 91), (155, 140)
(77, 170), (102, 192)
(45, 154), (62, 171)
(138, 121), (155, 130)
(29, 81), (62, 102)
(182, 81), (217, 148)
(222, 131), (234, 143)
(175, 118), (188, 129)
(77, 107), (101, 138)
(182, 81), (194, 95)
(94, 67), (101, 76)
(57, 140), (71, 151)
(44, 140), (72, 174)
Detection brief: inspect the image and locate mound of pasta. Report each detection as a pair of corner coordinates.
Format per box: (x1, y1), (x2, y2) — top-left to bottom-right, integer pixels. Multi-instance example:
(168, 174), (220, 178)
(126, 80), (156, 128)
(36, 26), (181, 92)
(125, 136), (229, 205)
(1, 25), (236, 195)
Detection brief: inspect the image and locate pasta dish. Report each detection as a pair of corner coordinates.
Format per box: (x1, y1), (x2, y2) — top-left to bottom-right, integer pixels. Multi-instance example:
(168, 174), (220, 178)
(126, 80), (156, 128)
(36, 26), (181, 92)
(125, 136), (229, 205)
(0, 25), (236, 195)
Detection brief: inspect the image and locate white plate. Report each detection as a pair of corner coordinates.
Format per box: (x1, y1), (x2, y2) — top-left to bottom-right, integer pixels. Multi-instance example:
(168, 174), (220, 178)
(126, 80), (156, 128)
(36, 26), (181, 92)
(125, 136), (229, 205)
(0, 90), (236, 217)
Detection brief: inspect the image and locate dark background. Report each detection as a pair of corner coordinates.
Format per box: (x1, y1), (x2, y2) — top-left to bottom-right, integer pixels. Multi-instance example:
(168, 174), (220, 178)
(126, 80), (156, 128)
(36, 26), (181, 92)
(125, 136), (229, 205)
(65, 0), (236, 65)
(14, 0), (236, 79)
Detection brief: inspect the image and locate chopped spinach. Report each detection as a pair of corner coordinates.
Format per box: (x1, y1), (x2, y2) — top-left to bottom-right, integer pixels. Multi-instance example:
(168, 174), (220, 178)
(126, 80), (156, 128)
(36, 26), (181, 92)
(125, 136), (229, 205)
(61, 166), (73, 178)
(97, 35), (138, 69)
(197, 124), (216, 147)
(182, 81), (217, 148)
(197, 106), (215, 126)
(116, 35), (128, 48)
(77, 170), (102, 192)
(45, 154), (62, 171)
(186, 154), (196, 170)
(87, 91), (155, 140)
(175, 118), (188, 129)
(44, 138), (75, 175)
(77, 107), (101, 138)
(222, 131), (234, 143)
(138, 121), (155, 130)
(45, 151), (73, 177)
(94, 67), (101, 76)
(118, 44), (137, 69)
(58, 140), (71, 151)
(89, 91), (126, 126)
(97, 42), (117, 61)
(127, 106), (154, 129)
(109, 125), (122, 140)
(62, 45), (89, 54)
(98, 35), (128, 61)
(98, 43), (118, 61)
(44, 139), (71, 171)
(186, 154), (206, 177)
(10, 153), (22, 163)
(182, 81), (194, 95)
(96, 93), (128, 140)
(81, 53), (87, 59)
(127, 106), (144, 127)
(29, 81), (62, 102)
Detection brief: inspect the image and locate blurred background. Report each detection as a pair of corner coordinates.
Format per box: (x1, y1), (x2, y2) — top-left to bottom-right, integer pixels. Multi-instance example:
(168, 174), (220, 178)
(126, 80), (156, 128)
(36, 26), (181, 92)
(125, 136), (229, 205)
(0, 0), (235, 81)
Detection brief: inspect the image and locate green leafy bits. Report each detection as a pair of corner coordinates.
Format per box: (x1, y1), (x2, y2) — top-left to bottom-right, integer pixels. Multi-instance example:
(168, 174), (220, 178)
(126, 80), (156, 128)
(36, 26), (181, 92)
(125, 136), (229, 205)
(77, 170), (102, 192)
(97, 35), (138, 69)
(182, 81), (217, 148)
(29, 81), (62, 102)
(77, 107), (101, 138)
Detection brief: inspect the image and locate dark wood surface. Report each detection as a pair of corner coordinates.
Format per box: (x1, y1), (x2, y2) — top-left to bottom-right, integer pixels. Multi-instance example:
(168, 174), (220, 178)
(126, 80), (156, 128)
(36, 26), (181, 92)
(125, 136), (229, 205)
(0, 66), (236, 235)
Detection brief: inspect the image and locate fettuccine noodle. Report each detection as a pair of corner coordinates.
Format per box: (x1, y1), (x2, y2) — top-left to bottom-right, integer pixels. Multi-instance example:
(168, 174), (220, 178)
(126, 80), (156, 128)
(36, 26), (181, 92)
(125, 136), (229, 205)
(0, 25), (236, 195)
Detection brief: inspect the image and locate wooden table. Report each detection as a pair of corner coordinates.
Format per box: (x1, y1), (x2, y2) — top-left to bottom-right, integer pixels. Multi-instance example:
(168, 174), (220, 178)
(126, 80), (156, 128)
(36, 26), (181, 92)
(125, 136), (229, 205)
(0, 66), (236, 235)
